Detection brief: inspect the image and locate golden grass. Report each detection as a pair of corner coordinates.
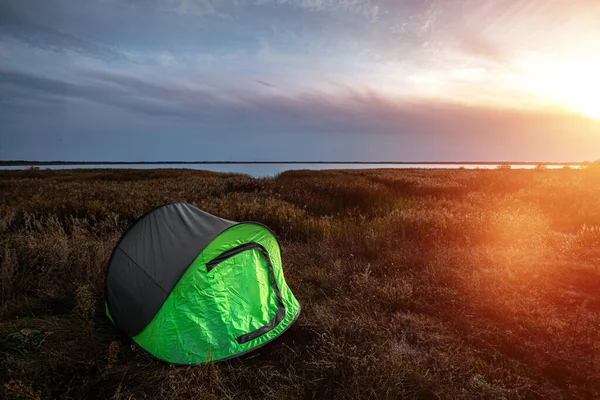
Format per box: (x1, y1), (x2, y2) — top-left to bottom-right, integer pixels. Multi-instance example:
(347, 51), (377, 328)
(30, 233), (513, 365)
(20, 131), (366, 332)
(1, 168), (599, 399)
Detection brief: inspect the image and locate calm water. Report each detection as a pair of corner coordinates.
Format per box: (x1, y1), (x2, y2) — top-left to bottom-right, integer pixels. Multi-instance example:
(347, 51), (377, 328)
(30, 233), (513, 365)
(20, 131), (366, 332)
(0, 163), (577, 178)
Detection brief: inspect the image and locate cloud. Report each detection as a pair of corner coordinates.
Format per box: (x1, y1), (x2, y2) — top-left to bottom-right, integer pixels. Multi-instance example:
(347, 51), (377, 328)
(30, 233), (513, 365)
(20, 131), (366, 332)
(0, 1), (126, 60)
(452, 30), (508, 64)
(4, 66), (592, 134)
(114, 0), (380, 20)
(0, 43), (8, 59)
(1, 24), (125, 60)
(253, 0), (380, 20)
(3, 65), (600, 162)
(0, 69), (190, 117)
(162, 0), (218, 15)
(256, 79), (276, 87)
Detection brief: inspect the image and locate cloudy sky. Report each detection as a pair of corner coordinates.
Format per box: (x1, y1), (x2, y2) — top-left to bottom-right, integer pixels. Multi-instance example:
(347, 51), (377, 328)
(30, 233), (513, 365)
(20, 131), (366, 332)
(1, 0), (600, 161)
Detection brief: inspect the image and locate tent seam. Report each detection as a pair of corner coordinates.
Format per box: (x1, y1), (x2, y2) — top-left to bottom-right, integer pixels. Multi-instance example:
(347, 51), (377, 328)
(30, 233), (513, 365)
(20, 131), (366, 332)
(117, 247), (168, 295)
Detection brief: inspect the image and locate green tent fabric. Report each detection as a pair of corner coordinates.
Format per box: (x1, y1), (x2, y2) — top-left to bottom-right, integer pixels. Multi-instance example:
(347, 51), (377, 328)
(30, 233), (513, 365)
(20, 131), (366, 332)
(105, 202), (300, 364)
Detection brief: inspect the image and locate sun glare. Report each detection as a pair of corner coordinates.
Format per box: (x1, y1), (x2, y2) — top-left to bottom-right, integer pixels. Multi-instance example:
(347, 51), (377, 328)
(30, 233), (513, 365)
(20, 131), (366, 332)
(536, 61), (600, 120)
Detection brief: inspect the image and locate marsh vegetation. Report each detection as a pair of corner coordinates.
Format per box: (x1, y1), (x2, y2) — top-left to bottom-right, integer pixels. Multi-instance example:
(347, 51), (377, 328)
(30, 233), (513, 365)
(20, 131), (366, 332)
(1, 168), (599, 399)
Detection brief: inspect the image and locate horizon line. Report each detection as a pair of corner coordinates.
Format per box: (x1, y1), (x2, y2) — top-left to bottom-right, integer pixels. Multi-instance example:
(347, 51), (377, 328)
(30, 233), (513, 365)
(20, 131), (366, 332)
(0, 160), (595, 166)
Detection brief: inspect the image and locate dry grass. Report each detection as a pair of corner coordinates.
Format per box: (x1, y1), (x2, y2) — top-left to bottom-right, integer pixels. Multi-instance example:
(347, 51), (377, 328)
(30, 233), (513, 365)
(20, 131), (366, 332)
(1, 168), (600, 399)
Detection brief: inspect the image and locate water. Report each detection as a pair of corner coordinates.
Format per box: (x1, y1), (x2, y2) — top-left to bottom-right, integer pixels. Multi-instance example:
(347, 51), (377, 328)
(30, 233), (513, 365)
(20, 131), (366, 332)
(0, 163), (578, 178)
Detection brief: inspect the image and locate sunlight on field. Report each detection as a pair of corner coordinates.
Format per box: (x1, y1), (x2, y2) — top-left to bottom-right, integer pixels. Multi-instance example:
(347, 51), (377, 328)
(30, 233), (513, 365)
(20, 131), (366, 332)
(1, 168), (600, 399)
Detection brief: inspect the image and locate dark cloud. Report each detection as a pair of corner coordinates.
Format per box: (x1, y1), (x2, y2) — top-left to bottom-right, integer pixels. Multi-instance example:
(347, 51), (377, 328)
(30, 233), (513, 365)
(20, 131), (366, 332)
(256, 79), (276, 87)
(0, 70), (188, 117)
(3, 67), (600, 161)
(3, 68), (597, 144)
(0, 1), (125, 60)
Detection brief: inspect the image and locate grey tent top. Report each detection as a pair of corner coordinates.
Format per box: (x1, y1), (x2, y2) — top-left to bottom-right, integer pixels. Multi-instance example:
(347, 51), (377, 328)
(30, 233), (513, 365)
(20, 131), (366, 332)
(105, 203), (236, 336)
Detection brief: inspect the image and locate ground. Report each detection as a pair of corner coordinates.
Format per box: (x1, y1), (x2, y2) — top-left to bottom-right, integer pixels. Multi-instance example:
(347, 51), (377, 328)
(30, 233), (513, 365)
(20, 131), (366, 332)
(0, 168), (599, 399)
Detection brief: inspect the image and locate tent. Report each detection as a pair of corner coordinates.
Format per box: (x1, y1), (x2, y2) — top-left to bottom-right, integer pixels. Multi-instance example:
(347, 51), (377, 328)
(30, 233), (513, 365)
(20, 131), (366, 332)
(105, 202), (301, 365)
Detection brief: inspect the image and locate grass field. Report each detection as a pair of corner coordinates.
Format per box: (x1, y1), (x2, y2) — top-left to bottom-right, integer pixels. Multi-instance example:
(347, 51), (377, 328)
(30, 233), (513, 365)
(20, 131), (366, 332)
(1, 168), (599, 399)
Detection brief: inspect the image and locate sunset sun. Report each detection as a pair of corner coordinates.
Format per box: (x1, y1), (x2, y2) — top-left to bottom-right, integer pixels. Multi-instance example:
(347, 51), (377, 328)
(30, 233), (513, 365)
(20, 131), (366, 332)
(537, 61), (600, 120)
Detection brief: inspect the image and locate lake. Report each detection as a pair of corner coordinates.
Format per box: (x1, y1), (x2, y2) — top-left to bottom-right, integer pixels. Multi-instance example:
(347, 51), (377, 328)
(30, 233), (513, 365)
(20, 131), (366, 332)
(0, 163), (579, 178)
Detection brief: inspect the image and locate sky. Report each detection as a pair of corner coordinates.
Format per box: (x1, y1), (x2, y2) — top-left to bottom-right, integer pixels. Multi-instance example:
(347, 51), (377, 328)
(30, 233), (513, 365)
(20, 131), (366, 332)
(1, 0), (600, 162)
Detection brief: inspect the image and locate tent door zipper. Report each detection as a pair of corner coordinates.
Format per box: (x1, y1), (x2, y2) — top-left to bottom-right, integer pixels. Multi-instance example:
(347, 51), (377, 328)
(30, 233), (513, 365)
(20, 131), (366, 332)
(206, 242), (260, 272)
(206, 242), (287, 344)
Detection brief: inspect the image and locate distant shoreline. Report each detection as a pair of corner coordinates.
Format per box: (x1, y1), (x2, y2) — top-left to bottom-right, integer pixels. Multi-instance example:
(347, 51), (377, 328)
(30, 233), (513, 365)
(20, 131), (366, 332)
(0, 160), (589, 166)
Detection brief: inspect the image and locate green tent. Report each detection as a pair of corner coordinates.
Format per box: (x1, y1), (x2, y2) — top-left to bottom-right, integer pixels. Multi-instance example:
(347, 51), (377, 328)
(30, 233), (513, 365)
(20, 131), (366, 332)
(105, 202), (300, 364)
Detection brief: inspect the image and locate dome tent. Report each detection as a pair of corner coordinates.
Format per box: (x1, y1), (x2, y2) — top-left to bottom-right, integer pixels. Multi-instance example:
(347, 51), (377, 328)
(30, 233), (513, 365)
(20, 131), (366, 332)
(105, 202), (301, 365)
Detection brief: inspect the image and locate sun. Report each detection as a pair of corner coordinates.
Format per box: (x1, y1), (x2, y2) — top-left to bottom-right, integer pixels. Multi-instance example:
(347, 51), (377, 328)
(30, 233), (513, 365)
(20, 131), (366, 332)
(536, 61), (600, 120)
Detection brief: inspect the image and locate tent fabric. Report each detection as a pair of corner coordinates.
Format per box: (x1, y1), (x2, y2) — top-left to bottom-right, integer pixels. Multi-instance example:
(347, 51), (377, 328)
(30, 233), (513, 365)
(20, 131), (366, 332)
(106, 203), (236, 336)
(105, 202), (300, 364)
